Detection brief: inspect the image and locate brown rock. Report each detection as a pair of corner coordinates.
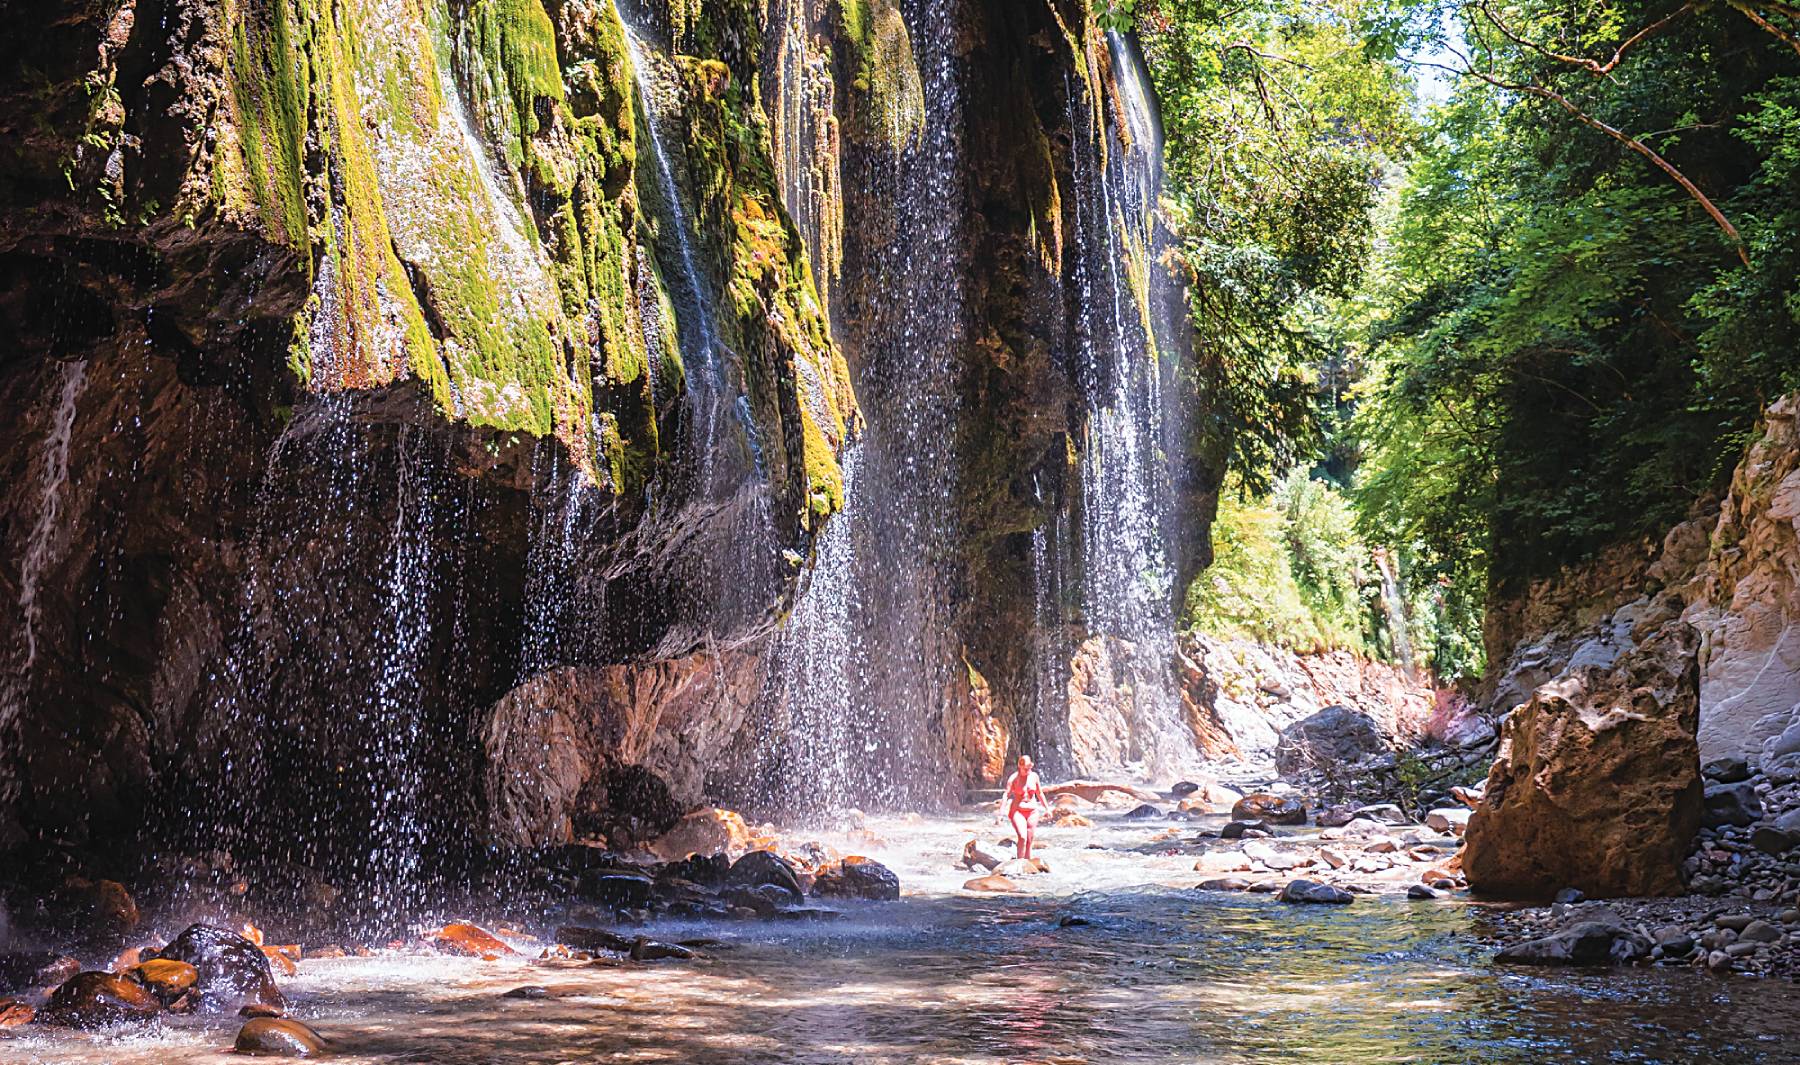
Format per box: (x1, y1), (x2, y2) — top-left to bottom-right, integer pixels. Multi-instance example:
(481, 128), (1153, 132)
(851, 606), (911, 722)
(235, 1016), (327, 1056)
(0, 999), (36, 1027)
(36, 971), (161, 1028)
(1464, 627), (1701, 898)
(647, 807), (754, 862)
(429, 923), (516, 957)
(0, 951), (81, 993)
(963, 874), (1022, 893)
(1231, 793), (1307, 825)
(812, 856), (901, 900)
(128, 959), (198, 1003)
(57, 878), (139, 938)
(961, 839), (1002, 870)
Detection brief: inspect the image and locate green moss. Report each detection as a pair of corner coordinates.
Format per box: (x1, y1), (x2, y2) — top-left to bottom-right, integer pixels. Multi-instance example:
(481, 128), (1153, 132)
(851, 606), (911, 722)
(832, 0), (922, 149)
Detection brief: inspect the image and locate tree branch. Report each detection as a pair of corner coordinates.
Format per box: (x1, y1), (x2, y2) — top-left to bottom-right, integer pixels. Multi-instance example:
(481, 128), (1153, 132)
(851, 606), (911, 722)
(1475, 1), (1694, 76)
(1461, 66), (1750, 265)
(1729, 0), (1800, 56)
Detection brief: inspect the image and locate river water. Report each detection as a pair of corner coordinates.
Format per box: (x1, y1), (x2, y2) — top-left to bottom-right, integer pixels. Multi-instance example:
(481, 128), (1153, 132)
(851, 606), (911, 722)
(6, 811), (1798, 1064)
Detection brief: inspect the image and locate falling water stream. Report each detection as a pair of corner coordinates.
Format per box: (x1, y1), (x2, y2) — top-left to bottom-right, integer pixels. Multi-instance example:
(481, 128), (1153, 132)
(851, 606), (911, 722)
(1051, 34), (1197, 778)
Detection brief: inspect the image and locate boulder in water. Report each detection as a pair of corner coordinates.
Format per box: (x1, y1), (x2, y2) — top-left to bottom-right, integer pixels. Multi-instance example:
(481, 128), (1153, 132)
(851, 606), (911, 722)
(963, 874), (1022, 893)
(996, 858), (1048, 877)
(128, 959), (199, 1005)
(429, 923), (516, 958)
(960, 840), (1002, 870)
(1495, 913), (1651, 966)
(149, 924), (284, 1012)
(812, 856), (900, 900)
(556, 926), (636, 953)
(36, 971), (162, 1027)
(1277, 880), (1354, 904)
(579, 871), (655, 908)
(1231, 794), (1306, 825)
(235, 1016), (327, 1056)
(1170, 781), (1201, 797)
(1123, 804), (1161, 820)
(661, 852), (730, 885)
(725, 850), (803, 899)
(1220, 819), (1267, 839)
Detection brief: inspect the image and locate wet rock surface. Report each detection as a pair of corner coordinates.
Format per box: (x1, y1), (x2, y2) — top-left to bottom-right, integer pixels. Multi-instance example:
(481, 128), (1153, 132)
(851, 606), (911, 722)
(35, 971), (161, 1028)
(235, 1016), (327, 1057)
(149, 924), (285, 1012)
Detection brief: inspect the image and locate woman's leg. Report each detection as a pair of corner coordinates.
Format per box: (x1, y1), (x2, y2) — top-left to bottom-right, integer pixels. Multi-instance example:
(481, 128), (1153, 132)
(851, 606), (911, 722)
(1021, 809), (1038, 860)
(1008, 807), (1029, 856)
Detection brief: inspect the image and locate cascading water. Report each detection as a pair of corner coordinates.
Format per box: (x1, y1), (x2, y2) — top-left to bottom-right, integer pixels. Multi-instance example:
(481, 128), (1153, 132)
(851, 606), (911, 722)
(615, 5), (732, 491)
(1052, 33), (1197, 778)
(9, 359), (87, 711)
(751, 0), (966, 816)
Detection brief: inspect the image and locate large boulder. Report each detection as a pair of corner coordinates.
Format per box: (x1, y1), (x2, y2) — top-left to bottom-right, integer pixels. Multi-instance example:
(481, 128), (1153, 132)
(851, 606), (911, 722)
(35, 971), (161, 1028)
(811, 856), (900, 901)
(1274, 705), (1390, 777)
(148, 924), (284, 1012)
(1464, 627), (1702, 898)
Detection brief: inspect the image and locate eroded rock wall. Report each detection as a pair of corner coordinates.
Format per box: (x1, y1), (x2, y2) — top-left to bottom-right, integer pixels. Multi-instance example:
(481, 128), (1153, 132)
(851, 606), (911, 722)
(1482, 391), (1800, 769)
(0, 0), (854, 862)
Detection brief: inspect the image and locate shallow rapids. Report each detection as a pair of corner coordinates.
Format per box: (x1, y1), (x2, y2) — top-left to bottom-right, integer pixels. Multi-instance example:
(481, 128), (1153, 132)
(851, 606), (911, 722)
(7, 811), (1799, 1064)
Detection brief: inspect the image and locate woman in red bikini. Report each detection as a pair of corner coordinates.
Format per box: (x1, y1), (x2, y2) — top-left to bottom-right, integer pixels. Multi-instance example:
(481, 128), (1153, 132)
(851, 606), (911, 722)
(1001, 754), (1049, 860)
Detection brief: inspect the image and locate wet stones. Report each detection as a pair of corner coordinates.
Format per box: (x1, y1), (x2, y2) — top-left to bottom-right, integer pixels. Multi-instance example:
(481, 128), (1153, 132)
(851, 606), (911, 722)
(1219, 820), (1267, 840)
(0, 999), (35, 1027)
(35, 971), (161, 1028)
(812, 856), (900, 901)
(1231, 794), (1307, 826)
(725, 850), (804, 900)
(127, 958), (199, 1007)
(428, 923), (516, 958)
(235, 1016), (327, 1057)
(1277, 880), (1353, 904)
(148, 924), (284, 1012)
(960, 840), (1002, 870)
(1123, 804), (1161, 820)
(996, 858), (1049, 877)
(963, 874), (1022, 893)
(1494, 912), (1651, 967)
(579, 871), (656, 908)
(0, 951), (81, 993)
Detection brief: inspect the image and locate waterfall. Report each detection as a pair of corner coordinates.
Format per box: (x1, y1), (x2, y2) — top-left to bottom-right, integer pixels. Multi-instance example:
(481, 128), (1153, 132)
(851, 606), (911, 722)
(750, 0), (965, 816)
(1052, 32), (1196, 778)
(614, 5), (730, 490)
(14, 359), (87, 685)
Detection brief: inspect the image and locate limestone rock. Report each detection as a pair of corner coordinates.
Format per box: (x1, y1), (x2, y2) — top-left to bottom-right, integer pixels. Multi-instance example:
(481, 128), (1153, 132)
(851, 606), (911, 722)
(1275, 705), (1390, 777)
(1464, 626), (1701, 898)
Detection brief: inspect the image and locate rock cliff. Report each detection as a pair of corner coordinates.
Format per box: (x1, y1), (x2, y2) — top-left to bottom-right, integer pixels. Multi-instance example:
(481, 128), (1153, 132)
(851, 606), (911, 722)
(0, 0), (1218, 871)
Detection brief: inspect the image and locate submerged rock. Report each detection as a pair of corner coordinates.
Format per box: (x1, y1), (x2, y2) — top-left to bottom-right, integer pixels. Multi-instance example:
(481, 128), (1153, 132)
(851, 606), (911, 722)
(996, 857), (1049, 877)
(149, 924), (284, 1012)
(556, 926), (637, 953)
(812, 856), (901, 901)
(963, 874), (1022, 893)
(235, 1016), (327, 1057)
(1220, 819), (1266, 839)
(1231, 794), (1307, 826)
(36, 971), (162, 1028)
(1277, 880), (1354, 904)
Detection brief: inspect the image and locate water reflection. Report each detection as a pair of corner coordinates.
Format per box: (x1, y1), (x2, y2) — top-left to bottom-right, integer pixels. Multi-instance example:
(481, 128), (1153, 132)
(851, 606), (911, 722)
(6, 817), (1798, 1063)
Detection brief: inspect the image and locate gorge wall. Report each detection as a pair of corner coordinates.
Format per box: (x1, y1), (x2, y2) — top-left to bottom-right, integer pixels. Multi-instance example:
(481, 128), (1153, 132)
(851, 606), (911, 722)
(1482, 391), (1800, 773)
(0, 0), (1221, 876)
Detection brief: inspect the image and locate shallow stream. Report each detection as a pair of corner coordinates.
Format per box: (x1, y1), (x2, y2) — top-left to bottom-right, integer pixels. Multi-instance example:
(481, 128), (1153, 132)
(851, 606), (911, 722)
(7, 811), (1798, 1064)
